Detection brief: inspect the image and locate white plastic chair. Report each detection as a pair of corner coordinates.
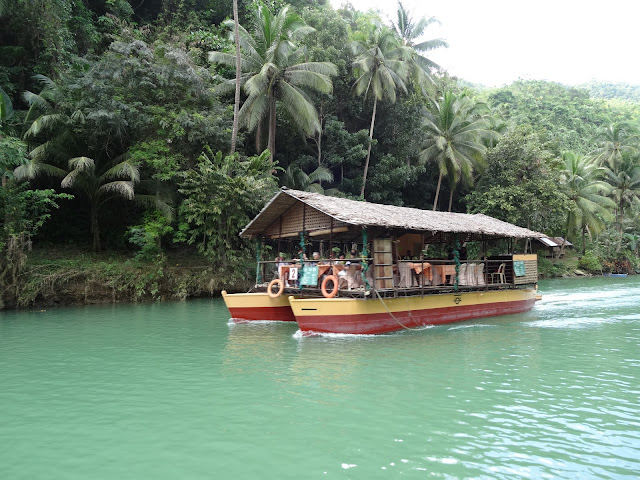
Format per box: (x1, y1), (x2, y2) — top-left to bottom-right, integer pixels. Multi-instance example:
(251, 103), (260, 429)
(458, 263), (468, 286)
(490, 263), (506, 284)
(465, 263), (476, 286)
(476, 263), (485, 285)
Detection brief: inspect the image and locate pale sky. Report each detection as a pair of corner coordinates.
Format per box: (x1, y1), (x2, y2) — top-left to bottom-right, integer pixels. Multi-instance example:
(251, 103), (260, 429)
(329, 0), (640, 87)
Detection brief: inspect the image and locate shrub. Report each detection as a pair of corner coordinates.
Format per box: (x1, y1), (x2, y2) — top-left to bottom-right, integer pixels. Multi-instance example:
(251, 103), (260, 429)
(577, 250), (602, 273)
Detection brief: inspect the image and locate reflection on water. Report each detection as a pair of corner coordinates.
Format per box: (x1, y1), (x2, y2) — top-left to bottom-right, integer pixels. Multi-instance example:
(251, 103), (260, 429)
(1, 278), (639, 479)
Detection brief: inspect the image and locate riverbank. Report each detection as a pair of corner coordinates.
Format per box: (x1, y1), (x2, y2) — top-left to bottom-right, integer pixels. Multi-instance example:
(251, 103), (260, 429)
(0, 249), (253, 310)
(3, 249), (634, 310)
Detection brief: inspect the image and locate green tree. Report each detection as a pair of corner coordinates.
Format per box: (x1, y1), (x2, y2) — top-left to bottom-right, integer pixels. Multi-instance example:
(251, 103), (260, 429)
(419, 91), (496, 211)
(589, 121), (638, 169)
(177, 148), (278, 277)
(466, 127), (569, 235)
(560, 151), (614, 253)
(351, 23), (409, 197)
(209, 3), (337, 160)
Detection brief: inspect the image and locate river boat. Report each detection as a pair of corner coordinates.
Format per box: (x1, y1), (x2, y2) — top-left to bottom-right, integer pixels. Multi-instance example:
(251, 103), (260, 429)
(222, 188), (545, 334)
(221, 290), (297, 322)
(603, 273), (628, 277)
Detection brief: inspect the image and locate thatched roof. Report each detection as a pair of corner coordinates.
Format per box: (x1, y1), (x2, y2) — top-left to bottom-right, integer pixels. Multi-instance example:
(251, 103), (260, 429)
(241, 188), (546, 239)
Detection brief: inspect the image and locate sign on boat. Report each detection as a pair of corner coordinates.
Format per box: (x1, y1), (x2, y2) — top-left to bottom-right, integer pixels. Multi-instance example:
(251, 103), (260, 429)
(222, 188), (546, 334)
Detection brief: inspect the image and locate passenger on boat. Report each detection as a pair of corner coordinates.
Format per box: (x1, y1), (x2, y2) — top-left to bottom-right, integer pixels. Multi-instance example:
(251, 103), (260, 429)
(337, 260), (349, 288)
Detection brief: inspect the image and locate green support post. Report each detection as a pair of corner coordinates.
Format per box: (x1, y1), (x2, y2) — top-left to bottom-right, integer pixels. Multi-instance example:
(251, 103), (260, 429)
(361, 228), (370, 289)
(453, 234), (460, 292)
(256, 237), (262, 284)
(298, 231), (305, 290)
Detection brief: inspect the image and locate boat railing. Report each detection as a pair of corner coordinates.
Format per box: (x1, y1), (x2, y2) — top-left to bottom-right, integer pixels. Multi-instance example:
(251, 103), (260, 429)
(255, 255), (536, 297)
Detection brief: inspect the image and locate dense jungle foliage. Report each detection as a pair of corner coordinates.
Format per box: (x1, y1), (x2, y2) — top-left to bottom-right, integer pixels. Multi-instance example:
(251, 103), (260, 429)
(2, 0), (640, 307)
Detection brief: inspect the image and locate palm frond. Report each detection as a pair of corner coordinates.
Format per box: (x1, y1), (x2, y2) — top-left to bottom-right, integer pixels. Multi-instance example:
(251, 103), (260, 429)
(68, 156), (95, 171)
(24, 113), (65, 138)
(279, 81), (320, 136)
(134, 194), (175, 221)
(22, 91), (51, 110)
(97, 181), (135, 201)
(14, 160), (66, 180)
(238, 92), (269, 131)
(287, 61), (338, 77)
(100, 159), (140, 183)
(284, 70), (333, 94)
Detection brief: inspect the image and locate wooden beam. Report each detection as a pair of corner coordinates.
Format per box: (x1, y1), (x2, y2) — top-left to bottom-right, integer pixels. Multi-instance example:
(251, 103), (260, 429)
(309, 227), (349, 237)
(270, 226), (349, 239)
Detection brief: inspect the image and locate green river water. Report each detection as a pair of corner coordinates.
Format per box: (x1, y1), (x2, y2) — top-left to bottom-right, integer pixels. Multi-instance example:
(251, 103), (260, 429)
(1, 277), (639, 479)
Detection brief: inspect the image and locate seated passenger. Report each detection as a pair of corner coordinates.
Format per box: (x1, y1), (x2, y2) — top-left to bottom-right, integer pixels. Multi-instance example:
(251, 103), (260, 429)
(337, 261), (349, 288)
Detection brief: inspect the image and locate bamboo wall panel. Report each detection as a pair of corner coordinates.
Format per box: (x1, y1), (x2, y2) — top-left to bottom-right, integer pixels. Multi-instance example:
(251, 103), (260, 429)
(373, 239), (393, 289)
(514, 258), (538, 285)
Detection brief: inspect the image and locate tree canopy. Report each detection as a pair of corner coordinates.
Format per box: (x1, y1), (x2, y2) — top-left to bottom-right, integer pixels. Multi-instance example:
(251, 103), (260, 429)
(1, 0), (640, 282)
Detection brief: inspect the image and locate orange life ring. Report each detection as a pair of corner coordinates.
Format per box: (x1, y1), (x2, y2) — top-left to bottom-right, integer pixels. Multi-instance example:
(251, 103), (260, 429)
(321, 275), (339, 298)
(267, 278), (284, 298)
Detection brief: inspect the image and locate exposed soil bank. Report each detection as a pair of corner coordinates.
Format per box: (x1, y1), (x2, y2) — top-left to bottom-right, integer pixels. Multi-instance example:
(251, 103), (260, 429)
(1, 262), (252, 310)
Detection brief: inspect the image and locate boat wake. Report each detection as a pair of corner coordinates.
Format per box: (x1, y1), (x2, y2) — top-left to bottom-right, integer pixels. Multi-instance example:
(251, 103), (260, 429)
(525, 315), (616, 329)
(228, 318), (292, 325)
(292, 325), (434, 339)
(447, 323), (497, 331)
(292, 329), (379, 339)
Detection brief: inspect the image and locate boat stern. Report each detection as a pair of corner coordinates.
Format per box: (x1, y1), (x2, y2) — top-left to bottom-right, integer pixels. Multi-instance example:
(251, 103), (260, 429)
(222, 290), (296, 322)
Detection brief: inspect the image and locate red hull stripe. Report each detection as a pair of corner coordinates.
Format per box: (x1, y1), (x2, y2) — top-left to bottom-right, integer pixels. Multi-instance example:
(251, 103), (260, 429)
(228, 306), (296, 322)
(295, 299), (535, 334)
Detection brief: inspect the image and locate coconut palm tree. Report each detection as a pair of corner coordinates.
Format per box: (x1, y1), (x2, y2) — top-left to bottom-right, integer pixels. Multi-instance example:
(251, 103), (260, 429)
(560, 152), (615, 253)
(281, 164), (337, 194)
(209, 4), (337, 160)
(230, 0), (241, 154)
(61, 155), (140, 252)
(17, 76), (72, 180)
(419, 91), (497, 211)
(16, 151), (141, 252)
(351, 24), (410, 198)
(392, 1), (448, 93)
(589, 121), (638, 169)
(603, 153), (640, 226)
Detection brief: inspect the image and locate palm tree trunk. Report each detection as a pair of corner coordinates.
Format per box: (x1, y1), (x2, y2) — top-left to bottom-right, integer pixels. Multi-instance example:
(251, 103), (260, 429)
(360, 96), (377, 199)
(255, 120), (262, 152)
(432, 172), (443, 211)
(230, 0), (241, 154)
(91, 203), (101, 252)
(448, 188), (454, 212)
(582, 226), (586, 254)
(267, 93), (277, 161)
(317, 104), (323, 166)
(560, 216), (571, 258)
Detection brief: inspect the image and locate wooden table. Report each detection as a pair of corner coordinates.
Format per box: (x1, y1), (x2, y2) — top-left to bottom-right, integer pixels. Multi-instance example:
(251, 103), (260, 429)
(406, 262), (457, 285)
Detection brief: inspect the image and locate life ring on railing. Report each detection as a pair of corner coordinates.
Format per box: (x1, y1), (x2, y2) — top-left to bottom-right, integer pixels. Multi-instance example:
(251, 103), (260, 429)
(267, 279), (284, 298)
(321, 275), (339, 298)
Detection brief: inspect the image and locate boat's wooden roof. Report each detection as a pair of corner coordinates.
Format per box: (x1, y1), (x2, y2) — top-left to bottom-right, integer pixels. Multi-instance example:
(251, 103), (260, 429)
(240, 188), (546, 239)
